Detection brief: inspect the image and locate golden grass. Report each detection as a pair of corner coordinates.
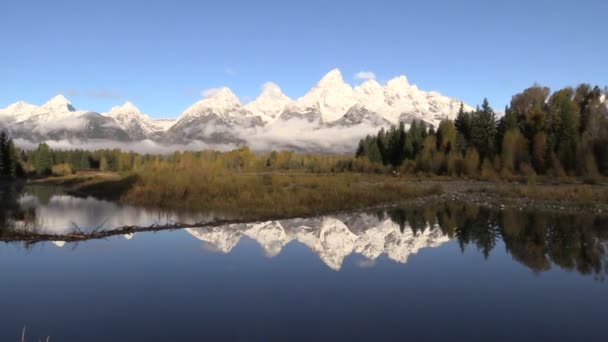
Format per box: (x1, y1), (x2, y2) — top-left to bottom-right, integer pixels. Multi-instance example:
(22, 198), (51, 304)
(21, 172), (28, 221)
(122, 171), (443, 218)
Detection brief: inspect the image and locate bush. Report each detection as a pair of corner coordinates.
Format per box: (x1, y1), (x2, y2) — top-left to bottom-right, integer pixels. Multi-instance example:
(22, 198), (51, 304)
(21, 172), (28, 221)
(51, 163), (75, 177)
(481, 158), (499, 181)
(464, 148), (480, 177)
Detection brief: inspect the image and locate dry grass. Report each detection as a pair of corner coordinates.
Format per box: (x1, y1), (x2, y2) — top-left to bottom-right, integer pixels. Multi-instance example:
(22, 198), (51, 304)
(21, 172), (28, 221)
(31, 170), (443, 219)
(122, 171), (443, 218)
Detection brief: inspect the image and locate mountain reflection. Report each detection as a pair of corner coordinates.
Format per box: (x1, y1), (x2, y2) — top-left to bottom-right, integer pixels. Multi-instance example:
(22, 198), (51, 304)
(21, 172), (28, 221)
(1, 185), (608, 277)
(187, 204), (608, 276)
(186, 216), (448, 270)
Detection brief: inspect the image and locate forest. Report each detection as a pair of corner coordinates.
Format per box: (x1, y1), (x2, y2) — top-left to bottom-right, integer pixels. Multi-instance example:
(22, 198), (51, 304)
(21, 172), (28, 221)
(356, 84), (608, 181)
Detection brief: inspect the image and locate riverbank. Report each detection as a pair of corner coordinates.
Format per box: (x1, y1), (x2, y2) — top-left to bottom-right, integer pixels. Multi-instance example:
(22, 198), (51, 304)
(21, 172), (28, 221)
(29, 172), (608, 216)
(28, 172), (443, 220)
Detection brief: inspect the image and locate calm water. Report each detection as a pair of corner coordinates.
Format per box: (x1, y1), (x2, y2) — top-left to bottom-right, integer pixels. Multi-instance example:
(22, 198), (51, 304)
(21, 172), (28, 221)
(0, 185), (607, 341)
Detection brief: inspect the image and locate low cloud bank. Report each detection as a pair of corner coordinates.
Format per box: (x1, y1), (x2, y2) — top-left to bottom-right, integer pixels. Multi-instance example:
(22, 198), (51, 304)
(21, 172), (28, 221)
(15, 138), (238, 154)
(15, 120), (382, 155)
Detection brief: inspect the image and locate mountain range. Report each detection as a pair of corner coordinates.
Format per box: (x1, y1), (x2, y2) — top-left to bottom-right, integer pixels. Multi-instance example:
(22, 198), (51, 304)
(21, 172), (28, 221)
(0, 69), (473, 152)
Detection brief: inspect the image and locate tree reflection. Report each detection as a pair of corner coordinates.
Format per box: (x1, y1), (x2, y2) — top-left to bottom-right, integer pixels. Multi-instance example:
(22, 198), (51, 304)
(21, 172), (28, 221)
(384, 202), (608, 279)
(0, 184), (38, 237)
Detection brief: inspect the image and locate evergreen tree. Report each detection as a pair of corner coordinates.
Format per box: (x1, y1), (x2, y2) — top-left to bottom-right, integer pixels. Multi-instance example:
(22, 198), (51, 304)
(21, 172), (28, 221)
(469, 98), (497, 160)
(34, 143), (53, 175)
(0, 132), (5, 175)
(454, 102), (471, 143)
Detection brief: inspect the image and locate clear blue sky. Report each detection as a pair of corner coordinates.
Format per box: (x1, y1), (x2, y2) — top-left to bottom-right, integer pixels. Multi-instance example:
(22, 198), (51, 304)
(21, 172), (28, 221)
(1, 0), (606, 118)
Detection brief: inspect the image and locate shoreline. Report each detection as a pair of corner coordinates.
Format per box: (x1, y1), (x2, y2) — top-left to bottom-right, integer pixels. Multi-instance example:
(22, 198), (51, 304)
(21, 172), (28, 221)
(1, 175), (606, 244)
(28, 173), (608, 213)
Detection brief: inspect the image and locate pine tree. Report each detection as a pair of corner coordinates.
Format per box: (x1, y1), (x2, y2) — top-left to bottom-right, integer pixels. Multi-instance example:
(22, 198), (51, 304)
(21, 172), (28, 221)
(469, 98), (497, 160)
(454, 102), (471, 142)
(34, 143), (53, 175)
(0, 132), (12, 176)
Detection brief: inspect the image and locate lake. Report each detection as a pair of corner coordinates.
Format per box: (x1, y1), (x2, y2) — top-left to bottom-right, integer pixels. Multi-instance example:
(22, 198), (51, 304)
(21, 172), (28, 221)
(0, 185), (607, 341)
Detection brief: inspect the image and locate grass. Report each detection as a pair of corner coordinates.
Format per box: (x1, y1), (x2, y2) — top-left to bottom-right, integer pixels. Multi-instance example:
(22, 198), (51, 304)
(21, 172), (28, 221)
(34, 168), (608, 220)
(123, 172), (443, 219)
(32, 171), (443, 220)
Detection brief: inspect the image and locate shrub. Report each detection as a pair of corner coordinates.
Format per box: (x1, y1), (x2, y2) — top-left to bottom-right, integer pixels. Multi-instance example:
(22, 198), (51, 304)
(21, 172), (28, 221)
(51, 163), (75, 177)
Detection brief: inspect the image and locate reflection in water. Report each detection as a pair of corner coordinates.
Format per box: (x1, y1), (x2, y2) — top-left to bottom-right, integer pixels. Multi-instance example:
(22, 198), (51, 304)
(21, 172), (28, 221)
(1, 185), (608, 278)
(187, 216), (448, 270)
(3, 185), (216, 235)
(191, 204), (608, 278)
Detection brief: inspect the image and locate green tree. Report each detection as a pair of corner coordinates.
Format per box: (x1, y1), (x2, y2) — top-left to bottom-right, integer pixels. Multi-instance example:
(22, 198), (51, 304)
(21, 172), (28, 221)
(454, 102), (471, 145)
(469, 99), (497, 160)
(34, 143), (53, 175)
(549, 88), (579, 172)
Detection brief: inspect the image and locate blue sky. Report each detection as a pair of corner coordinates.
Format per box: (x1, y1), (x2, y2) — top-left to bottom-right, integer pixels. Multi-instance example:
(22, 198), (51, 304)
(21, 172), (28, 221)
(1, 0), (606, 118)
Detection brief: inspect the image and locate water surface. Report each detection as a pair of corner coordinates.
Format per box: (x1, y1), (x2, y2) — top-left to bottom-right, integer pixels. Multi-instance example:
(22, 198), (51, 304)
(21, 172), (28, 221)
(0, 185), (607, 341)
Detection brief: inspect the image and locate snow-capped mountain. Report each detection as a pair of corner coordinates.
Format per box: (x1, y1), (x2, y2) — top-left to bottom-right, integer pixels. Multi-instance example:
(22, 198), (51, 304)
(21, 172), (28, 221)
(185, 213), (450, 271)
(243, 82), (294, 123)
(1, 94), (130, 142)
(292, 68), (358, 123)
(0, 69), (473, 151)
(104, 101), (176, 140)
(163, 87), (264, 144)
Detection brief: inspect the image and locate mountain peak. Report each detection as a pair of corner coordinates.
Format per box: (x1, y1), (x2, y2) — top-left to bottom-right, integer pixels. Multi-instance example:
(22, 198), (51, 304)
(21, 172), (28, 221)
(42, 94), (75, 112)
(318, 68), (345, 86)
(297, 69), (356, 122)
(356, 79), (383, 93)
(3, 100), (38, 111)
(111, 101), (141, 114)
(180, 87), (241, 119)
(203, 87), (241, 106)
(259, 82), (285, 98)
(244, 82), (293, 121)
(386, 75), (410, 90)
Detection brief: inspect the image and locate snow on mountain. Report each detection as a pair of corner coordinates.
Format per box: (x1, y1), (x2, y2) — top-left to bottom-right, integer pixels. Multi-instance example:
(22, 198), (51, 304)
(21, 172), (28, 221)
(0, 101), (41, 123)
(295, 69), (358, 123)
(105, 101), (175, 140)
(184, 213), (450, 271)
(354, 79), (390, 115)
(41, 94), (76, 112)
(243, 82), (294, 123)
(180, 87), (242, 120)
(0, 94), (130, 141)
(1, 69), (472, 149)
(383, 76), (473, 126)
(164, 87), (264, 144)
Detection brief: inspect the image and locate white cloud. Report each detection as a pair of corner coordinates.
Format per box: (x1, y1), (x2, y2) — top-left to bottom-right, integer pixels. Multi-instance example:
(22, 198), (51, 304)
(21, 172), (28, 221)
(225, 67), (237, 76)
(14, 118), (384, 155)
(15, 138), (237, 154)
(354, 71), (376, 81)
(201, 87), (224, 98)
(236, 118), (380, 153)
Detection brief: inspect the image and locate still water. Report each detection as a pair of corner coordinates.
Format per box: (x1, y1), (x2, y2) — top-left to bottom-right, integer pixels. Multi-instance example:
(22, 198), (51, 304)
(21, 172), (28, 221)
(0, 185), (607, 341)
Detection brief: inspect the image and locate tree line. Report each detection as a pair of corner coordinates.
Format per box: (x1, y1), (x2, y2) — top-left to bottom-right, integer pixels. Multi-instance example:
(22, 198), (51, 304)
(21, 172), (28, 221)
(20, 143), (365, 176)
(0, 132), (21, 178)
(356, 84), (608, 180)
